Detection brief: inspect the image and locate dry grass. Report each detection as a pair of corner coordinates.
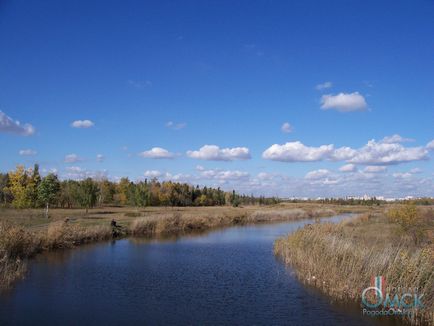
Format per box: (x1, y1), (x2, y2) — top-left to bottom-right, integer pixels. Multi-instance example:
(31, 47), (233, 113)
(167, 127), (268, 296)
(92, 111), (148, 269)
(130, 207), (338, 237)
(43, 222), (113, 249)
(274, 211), (434, 325)
(130, 211), (246, 237)
(0, 222), (39, 288)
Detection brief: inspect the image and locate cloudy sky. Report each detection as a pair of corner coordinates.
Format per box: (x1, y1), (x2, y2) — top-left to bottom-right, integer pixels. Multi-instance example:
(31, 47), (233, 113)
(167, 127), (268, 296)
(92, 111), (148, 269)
(1, 0), (433, 198)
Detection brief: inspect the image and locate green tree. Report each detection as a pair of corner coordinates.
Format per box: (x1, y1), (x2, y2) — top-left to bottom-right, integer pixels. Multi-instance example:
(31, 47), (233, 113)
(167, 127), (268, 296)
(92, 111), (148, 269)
(26, 164), (41, 207)
(78, 178), (99, 214)
(0, 173), (12, 205)
(38, 173), (60, 218)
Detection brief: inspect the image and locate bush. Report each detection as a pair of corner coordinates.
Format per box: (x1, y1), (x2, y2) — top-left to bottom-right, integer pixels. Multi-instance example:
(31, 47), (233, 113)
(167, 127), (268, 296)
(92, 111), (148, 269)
(387, 204), (426, 245)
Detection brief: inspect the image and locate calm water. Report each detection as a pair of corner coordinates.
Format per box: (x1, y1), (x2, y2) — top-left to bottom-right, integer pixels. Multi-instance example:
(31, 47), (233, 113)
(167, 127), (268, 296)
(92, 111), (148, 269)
(0, 215), (403, 325)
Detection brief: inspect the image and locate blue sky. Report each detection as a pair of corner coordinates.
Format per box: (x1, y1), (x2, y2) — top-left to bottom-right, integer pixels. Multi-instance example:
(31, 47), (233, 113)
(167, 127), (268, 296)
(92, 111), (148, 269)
(1, 0), (433, 198)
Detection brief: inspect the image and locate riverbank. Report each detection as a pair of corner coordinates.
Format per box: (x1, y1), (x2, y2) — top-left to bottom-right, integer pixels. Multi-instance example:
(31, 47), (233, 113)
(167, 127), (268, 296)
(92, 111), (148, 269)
(274, 206), (434, 325)
(0, 203), (370, 290)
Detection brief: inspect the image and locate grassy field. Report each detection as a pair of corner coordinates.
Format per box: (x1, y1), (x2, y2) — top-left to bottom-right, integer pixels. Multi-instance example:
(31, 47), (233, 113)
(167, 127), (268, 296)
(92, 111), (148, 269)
(0, 202), (375, 290)
(274, 206), (434, 325)
(0, 202), (371, 230)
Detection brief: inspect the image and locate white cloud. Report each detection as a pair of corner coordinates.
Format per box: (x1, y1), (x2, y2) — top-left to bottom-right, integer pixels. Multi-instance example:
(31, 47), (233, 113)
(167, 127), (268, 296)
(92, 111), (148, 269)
(320, 92), (367, 112)
(64, 154), (83, 163)
(19, 149), (37, 156)
(262, 141), (334, 162)
(139, 147), (175, 159)
(187, 145), (251, 161)
(281, 122), (293, 133)
(96, 154), (104, 162)
(71, 120), (94, 128)
(330, 147), (357, 160)
(348, 140), (428, 165)
(64, 168), (108, 181)
(263, 137), (428, 166)
(199, 168), (249, 181)
(0, 111), (35, 136)
(166, 121), (187, 130)
(339, 164), (356, 172)
(381, 134), (414, 144)
(257, 172), (276, 180)
(364, 166), (387, 173)
(409, 168), (422, 174)
(305, 169), (331, 180)
(144, 170), (163, 178)
(393, 172), (412, 179)
(315, 81), (333, 91)
(426, 140), (434, 150)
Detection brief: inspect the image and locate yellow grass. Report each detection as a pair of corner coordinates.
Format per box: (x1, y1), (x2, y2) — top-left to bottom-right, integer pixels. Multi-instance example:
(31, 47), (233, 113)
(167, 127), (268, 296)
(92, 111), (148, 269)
(274, 210), (434, 325)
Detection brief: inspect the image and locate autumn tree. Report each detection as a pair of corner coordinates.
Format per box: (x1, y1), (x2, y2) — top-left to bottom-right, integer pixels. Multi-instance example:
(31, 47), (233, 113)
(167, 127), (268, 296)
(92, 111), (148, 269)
(8, 165), (30, 208)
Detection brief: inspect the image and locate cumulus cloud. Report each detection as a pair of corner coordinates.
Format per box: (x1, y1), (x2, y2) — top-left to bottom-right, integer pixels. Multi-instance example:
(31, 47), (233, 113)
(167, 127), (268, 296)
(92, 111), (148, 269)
(262, 141), (334, 162)
(305, 169), (331, 180)
(426, 140), (434, 150)
(0, 111), (35, 136)
(71, 120), (94, 128)
(199, 168), (249, 181)
(187, 145), (251, 161)
(144, 170), (163, 178)
(339, 164), (357, 172)
(320, 92), (367, 112)
(315, 81), (333, 91)
(381, 134), (414, 144)
(166, 121), (187, 130)
(348, 140), (428, 165)
(64, 154), (83, 163)
(19, 149), (37, 156)
(330, 147), (357, 161)
(364, 166), (387, 173)
(96, 154), (104, 162)
(281, 122), (293, 133)
(139, 147), (175, 159)
(263, 138), (428, 166)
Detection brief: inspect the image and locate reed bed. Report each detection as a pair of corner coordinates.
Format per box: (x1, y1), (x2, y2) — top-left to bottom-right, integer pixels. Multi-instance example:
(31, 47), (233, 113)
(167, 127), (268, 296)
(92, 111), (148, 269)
(274, 214), (434, 325)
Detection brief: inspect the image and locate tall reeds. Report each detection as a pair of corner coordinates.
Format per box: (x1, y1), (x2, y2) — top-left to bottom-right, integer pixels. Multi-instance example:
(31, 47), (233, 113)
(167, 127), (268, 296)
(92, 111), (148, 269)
(274, 213), (433, 324)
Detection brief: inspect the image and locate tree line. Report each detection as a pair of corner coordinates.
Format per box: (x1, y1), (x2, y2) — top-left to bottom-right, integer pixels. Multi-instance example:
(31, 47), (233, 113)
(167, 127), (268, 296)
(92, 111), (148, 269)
(0, 165), (280, 214)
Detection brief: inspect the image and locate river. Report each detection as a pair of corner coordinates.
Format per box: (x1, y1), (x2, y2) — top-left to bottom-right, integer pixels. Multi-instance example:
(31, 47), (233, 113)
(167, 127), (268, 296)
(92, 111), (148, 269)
(0, 214), (403, 325)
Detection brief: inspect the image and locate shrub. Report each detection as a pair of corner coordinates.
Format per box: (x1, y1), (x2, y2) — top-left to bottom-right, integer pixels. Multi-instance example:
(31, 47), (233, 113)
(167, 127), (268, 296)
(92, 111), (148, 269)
(387, 204), (426, 245)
